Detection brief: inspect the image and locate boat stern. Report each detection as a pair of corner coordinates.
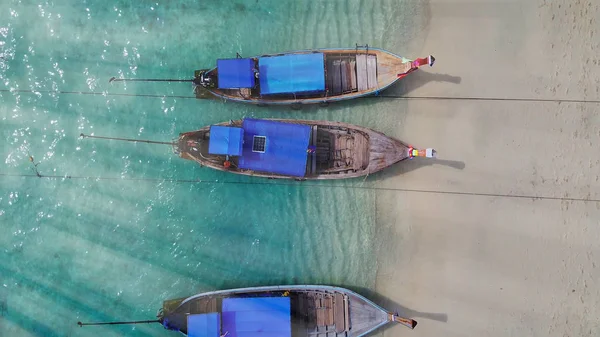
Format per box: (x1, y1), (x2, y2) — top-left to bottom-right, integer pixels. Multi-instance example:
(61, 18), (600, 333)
(193, 69), (215, 88)
(193, 69), (219, 99)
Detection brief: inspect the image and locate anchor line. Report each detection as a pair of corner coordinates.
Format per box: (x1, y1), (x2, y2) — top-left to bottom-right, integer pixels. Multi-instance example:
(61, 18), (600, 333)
(1, 89), (599, 104)
(1, 171), (598, 203)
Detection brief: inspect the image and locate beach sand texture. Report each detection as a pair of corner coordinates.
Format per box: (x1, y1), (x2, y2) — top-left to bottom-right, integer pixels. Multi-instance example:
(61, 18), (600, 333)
(374, 0), (600, 336)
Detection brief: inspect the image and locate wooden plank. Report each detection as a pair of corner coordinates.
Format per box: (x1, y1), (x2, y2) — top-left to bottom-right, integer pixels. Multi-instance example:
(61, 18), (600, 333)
(311, 125), (317, 175)
(326, 59), (335, 94)
(366, 55), (378, 89)
(298, 294), (308, 322)
(355, 54), (368, 91)
(331, 60), (342, 95)
(349, 60), (357, 91)
(344, 296), (350, 332)
(347, 59), (354, 91)
(316, 296), (326, 326)
(334, 293), (346, 333)
(340, 60), (349, 92)
(239, 88), (251, 98)
(324, 295), (334, 326)
(347, 131), (367, 171)
(308, 303), (316, 326)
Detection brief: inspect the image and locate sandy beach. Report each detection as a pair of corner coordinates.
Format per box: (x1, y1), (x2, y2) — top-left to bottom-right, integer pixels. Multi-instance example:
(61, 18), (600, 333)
(374, 0), (600, 336)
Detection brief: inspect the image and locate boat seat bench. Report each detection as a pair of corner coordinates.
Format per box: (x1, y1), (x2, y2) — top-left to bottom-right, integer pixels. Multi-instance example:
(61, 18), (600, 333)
(356, 54), (378, 91)
(326, 57), (359, 95)
(334, 293), (348, 333)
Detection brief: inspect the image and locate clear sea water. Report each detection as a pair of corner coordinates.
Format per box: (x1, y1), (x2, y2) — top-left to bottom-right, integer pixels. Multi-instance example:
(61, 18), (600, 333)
(0, 0), (429, 336)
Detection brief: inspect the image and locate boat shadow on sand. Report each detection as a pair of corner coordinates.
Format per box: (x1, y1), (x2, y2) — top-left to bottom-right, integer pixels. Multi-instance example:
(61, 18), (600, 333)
(378, 156), (466, 179)
(244, 71), (461, 114)
(385, 70), (462, 97)
(348, 286), (448, 327)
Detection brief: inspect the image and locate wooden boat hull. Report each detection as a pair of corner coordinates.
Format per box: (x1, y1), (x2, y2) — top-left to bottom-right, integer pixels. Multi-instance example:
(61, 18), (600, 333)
(159, 285), (416, 337)
(193, 47), (432, 106)
(177, 119), (430, 180)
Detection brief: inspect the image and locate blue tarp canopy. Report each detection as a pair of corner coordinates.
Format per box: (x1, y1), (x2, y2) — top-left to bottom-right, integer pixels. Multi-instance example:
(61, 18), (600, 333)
(208, 126), (244, 156)
(222, 297), (291, 337)
(217, 58), (256, 89)
(188, 313), (220, 337)
(258, 53), (325, 95)
(238, 119), (311, 177)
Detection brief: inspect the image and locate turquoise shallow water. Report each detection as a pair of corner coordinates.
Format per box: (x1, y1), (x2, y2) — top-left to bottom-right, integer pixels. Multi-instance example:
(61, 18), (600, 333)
(0, 0), (429, 336)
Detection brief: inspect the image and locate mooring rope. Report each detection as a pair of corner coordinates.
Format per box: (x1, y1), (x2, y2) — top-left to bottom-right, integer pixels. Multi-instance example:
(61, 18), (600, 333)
(1, 88), (599, 104)
(2, 159), (597, 203)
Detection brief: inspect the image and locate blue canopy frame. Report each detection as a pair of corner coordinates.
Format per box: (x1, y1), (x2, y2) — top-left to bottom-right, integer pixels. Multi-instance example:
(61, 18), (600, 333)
(258, 53), (325, 95)
(208, 126), (244, 156)
(221, 297), (291, 337)
(238, 119), (311, 177)
(188, 313), (221, 337)
(217, 58), (256, 89)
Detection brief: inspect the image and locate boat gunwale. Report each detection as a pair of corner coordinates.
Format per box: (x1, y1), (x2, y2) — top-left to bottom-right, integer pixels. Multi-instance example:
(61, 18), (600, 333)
(179, 119), (409, 180)
(199, 47), (408, 105)
(175, 284), (391, 337)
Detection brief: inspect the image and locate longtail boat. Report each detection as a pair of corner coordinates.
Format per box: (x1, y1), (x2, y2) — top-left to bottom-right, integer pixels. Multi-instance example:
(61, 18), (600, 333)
(77, 285), (418, 336)
(110, 45), (435, 107)
(82, 118), (436, 180)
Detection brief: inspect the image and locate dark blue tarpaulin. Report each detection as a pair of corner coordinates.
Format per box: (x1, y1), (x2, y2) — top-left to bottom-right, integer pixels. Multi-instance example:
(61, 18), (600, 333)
(258, 53), (325, 95)
(238, 119), (311, 177)
(217, 58), (256, 89)
(221, 297), (291, 337)
(208, 126), (244, 156)
(188, 313), (220, 337)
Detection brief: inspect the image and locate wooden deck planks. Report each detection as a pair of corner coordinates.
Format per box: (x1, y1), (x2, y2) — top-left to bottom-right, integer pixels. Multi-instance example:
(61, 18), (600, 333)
(366, 55), (378, 89)
(334, 293), (347, 333)
(208, 298), (217, 312)
(326, 59), (335, 95)
(315, 294), (337, 328)
(331, 60), (342, 95)
(324, 295), (334, 326)
(332, 133), (351, 169)
(348, 60), (357, 91)
(340, 60), (349, 92)
(297, 294), (307, 321)
(318, 128), (372, 173)
(326, 59), (332, 93)
(188, 297), (218, 314)
(352, 131), (369, 170)
(316, 296), (326, 327)
(356, 54), (368, 91)
(356, 54), (378, 91)
(311, 126), (317, 175)
(325, 57), (358, 95)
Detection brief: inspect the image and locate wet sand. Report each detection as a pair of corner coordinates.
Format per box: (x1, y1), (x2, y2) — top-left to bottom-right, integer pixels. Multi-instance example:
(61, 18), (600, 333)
(375, 0), (600, 336)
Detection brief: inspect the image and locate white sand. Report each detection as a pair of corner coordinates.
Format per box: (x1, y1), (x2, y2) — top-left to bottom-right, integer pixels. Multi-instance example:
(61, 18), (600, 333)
(375, 0), (600, 336)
